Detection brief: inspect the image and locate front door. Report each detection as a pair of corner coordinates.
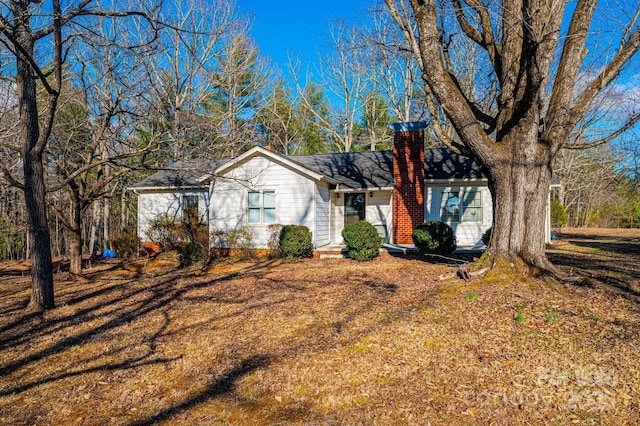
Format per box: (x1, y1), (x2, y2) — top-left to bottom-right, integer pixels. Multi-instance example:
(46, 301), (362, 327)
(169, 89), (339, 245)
(345, 192), (365, 225)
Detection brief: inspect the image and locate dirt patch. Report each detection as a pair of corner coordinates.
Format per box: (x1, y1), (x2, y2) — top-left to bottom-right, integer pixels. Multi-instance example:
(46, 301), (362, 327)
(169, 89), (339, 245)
(1, 234), (639, 424)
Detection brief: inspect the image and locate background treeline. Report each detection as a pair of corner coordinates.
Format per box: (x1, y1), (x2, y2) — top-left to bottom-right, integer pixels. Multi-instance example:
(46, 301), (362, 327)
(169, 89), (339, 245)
(0, 0), (637, 264)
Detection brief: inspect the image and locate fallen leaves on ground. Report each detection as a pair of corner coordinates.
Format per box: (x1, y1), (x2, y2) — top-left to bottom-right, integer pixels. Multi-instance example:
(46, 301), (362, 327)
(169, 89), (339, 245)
(1, 229), (639, 425)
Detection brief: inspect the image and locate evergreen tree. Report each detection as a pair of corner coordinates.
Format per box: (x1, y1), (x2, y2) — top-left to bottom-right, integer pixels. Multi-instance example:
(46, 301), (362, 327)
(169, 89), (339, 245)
(204, 34), (267, 156)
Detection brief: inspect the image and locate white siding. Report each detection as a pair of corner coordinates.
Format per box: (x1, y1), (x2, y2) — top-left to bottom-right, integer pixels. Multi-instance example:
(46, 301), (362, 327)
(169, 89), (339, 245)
(366, 191), (393, 243)
(331, 193), (344, 243)
(137, 190), (209, 241)
(210, 156), (322, 248)
(330, 190), (393, 244)
(315, 184), (331, 247)
(425, 184), (492, 247)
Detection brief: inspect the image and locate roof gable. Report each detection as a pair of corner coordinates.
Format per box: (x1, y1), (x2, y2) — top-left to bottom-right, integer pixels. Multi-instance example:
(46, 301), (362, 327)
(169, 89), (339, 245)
(214, 146), (338, 184)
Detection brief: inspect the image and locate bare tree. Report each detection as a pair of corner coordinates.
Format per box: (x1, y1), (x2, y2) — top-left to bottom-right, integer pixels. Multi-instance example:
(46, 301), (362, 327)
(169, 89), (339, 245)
(357, 91), (394, 151)
(140, 0), (243, 161)
(362, 7), (425, 122)
(292, 21), (368, 152)
(0, 0), (159, 311)
(45, 25), (154, 275)
(555, 147), (622, 227)
(384, 0), (640, 275)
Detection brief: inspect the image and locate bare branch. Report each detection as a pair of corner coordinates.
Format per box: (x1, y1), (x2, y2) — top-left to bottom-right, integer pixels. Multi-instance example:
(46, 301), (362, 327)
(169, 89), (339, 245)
(563, 113), (640, 149)
(570, 32), (640, 123)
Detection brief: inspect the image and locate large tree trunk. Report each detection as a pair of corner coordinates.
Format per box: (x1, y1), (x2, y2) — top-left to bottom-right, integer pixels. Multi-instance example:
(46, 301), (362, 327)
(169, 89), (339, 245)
(24, 150), (55, 310)
(16, 19), (55, 312)
(480, 137), (556, 275)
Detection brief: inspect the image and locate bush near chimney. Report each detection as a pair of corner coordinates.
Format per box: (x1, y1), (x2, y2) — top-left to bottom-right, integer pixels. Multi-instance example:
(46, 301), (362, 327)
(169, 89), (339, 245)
(412, 221), (457, 256)
(342, 220), (383, 261)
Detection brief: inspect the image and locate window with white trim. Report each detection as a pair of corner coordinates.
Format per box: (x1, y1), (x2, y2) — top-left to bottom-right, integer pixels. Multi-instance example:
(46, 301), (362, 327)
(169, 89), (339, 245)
(461, 191), (482, 223)
(441, 190), (482, 223)
(248, 190), (276, 224)
(441, 191), (460, 222)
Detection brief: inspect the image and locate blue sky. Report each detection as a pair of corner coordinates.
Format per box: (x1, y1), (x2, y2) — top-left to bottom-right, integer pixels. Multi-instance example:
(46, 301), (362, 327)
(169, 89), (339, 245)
(238, 0), (372, 71)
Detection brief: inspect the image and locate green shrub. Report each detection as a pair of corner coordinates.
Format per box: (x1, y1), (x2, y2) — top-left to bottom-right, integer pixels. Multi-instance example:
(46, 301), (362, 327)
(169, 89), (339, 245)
(412, 221), (457, 256)
(342, 220), (382, 261)
(279, 225), (313, 258)
(179, 242), (205, 267)
(550, 198), (568, 228)
(481, 227), (492, 246)
(111, 232), (141, 259)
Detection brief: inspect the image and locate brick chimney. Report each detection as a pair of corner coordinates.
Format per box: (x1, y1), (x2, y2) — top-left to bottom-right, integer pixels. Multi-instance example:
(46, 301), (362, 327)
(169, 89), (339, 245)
(391, 121), (426, 244)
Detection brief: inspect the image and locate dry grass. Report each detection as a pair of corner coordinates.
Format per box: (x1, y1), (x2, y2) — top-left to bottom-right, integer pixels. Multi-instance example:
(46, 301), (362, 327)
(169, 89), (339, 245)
(1, 230), (640, 425)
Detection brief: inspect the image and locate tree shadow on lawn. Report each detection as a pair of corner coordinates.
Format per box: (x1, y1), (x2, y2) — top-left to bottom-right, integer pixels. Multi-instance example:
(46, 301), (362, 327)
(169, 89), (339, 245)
(132, 354), (271, 426)
(0, 258), (408, 424)
(0, 260), (280, 382)
(556, 230), (640, 255)
(548, 235), (640, 301)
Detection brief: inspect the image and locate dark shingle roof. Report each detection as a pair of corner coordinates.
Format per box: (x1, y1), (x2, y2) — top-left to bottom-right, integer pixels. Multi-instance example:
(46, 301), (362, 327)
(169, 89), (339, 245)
(424, 148), (484, 180)
(290, 150), (394, 190)
(130, 159), (227, 190)
(131, 148), (487, 191)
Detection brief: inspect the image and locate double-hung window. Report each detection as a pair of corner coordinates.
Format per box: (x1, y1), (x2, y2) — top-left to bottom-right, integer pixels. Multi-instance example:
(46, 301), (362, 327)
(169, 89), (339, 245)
(441, 191), (460, 223)
(461, 191), (482, 223)
(441, 190), (482, 223)
(248, 190), (276, 224)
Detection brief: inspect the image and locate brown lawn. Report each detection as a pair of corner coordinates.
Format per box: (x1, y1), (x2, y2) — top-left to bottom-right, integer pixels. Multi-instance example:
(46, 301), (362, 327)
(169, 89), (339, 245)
(1, 229), (640, 425)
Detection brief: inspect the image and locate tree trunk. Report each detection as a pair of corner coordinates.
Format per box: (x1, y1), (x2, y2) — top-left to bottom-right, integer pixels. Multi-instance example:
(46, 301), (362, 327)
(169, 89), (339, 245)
(68, 227), (83, 275)
(24, 153), (54, 310)
(103, 164), (111, 251)
(481, 146), (555, 275)
(120, 189), (127, 232)
(69, 198), (84, 275)
(17, 22), (55, 312)
(88, 201), (100, 257)
(103, 199), (111, 251)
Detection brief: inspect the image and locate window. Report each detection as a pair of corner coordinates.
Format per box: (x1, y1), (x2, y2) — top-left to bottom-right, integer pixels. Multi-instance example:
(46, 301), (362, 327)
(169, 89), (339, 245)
(461, 191), (482, 223)
(440, 191), (460, 223)
(345, 193), (366, 225)
(182, 195), (199, 224)
(248, 191), (275, 224)
(440, 190), (482, 223)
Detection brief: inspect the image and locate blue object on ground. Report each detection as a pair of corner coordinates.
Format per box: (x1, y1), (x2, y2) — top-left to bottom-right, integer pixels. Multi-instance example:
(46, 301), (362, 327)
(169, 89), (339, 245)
(102, 249), (117, 259)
